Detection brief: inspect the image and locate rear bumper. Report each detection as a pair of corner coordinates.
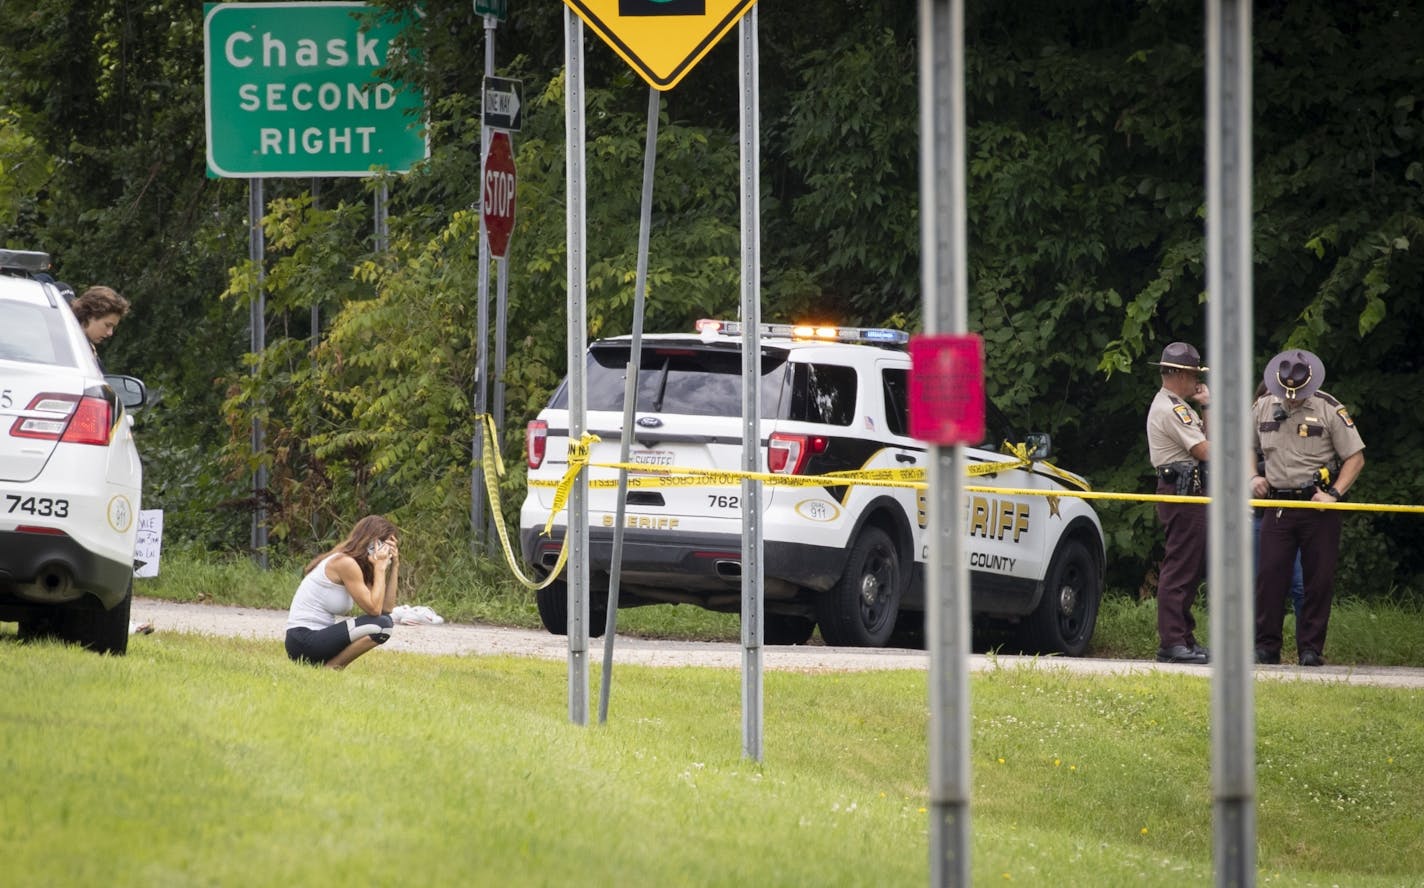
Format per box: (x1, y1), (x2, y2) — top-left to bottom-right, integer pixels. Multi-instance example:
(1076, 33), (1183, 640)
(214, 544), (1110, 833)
(520, 526), (849, 595)
(0, 529), (132, 612)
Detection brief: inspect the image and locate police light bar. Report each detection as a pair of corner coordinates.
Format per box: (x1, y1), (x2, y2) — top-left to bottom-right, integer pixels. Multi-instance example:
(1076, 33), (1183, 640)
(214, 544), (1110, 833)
(695, 319), (909, 347)
(0, 250), (52, 273)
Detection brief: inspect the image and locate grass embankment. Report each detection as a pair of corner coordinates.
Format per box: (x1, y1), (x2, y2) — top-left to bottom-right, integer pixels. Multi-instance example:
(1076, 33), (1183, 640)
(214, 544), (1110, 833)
(141, 551), (1424, 665)
(2, 632), (1421, 886)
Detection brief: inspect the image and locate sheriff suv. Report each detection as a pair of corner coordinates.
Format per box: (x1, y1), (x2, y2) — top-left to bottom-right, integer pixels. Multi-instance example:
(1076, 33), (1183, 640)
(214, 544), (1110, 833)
(0, 250), (146, 654)
(519, 320), (1105, 654)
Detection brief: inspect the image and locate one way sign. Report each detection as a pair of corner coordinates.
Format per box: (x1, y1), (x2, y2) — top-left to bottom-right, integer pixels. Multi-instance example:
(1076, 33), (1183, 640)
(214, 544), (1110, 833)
(482, 76), (522, 132)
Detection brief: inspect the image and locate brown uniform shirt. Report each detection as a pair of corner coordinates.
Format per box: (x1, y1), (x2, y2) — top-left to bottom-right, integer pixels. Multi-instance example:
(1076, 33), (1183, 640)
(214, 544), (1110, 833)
(1147, 386), (1206, 468)
(1252, 391), (1365, 489)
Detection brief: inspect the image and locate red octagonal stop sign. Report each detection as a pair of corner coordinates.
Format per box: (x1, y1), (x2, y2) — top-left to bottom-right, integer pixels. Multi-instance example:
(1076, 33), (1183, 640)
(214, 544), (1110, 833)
(482, 131), (516, 259)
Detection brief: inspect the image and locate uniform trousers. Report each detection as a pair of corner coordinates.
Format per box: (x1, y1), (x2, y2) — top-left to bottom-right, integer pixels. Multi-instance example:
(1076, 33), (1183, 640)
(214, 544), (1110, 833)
(1256, 506), (1342, 657)
(1155, 481), (1206, 648)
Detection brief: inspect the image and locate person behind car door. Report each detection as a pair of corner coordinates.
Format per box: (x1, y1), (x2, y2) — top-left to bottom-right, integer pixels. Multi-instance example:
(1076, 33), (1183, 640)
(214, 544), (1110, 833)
(69, 284), (130, 371)
(1250, 349), (1364, 667)
(1146, 341), (1211, 664)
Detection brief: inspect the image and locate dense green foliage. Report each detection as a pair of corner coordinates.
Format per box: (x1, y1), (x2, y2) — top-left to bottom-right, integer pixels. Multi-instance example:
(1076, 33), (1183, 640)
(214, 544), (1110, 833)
(2, 1), (1421, 602)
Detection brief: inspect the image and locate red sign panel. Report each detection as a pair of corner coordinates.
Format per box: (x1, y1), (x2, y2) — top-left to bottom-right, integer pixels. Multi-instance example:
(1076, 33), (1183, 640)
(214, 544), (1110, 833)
(482, 131), (517, 259)
(908, 334), (985, 446)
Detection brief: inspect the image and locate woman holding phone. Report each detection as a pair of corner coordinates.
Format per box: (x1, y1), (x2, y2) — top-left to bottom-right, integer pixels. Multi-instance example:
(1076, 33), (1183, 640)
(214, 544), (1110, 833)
(284, 515), (401, 669)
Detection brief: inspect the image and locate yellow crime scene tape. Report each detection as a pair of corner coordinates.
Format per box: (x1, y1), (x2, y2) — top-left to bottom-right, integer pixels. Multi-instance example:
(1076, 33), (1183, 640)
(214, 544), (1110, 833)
(478, 414), (1424, 589)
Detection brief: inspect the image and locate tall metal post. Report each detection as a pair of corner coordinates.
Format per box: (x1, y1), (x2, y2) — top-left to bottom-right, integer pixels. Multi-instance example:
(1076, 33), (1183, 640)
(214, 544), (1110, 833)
(599, 87), (661, 725)
(1206, 1), (1257, 884)
(471, 13), (497, 553)
(248, 178), (268, 568)
(737, 8), (765, 763)
(564, 6), (591, 726)
(920, 0), (971, 883)
(311, 178), (322, 348)
(493, 257), (509, 446)
(374, 180), (389, 253)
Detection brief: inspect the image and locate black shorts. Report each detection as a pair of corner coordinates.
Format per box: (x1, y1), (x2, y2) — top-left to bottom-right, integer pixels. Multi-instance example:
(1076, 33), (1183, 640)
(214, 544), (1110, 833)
(285, 614), (394, 665)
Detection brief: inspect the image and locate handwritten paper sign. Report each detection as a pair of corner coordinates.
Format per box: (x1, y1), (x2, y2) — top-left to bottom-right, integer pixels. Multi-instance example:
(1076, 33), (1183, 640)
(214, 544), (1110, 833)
(134, 509), (163, 578)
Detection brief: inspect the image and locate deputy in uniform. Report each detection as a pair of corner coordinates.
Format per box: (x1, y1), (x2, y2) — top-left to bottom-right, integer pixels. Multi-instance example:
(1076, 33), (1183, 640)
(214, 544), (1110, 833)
(1251, 349), (1364, 666)
(1146, 342), (1211, 664)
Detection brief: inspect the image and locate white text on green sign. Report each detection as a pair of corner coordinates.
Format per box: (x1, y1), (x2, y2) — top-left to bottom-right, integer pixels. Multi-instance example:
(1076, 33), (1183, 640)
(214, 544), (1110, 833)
(204, 2), (428, 178)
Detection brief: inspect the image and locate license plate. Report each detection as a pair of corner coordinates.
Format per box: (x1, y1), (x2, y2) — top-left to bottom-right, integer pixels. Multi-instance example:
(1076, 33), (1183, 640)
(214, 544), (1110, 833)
(629, 449), (675, 473)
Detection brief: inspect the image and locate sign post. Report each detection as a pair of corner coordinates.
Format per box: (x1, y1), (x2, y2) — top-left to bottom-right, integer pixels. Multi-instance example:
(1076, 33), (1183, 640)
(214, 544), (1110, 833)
(204, 2), (428, 177)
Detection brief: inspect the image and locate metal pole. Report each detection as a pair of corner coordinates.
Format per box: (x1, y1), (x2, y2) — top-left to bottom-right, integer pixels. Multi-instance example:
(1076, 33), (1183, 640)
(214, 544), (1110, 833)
(1206, 1), (1257, 884)
(374, 179), (389, 253)
(311, 178), (322, 348)
(738, 8), (764, 764)
(493, 258), (509, 454)
(470, 14), (497, 554)
(920, 0), (971, 883)
(248, 177), (268, 568)
(599, 87), (660, 724)
(564, 6), (591, 726)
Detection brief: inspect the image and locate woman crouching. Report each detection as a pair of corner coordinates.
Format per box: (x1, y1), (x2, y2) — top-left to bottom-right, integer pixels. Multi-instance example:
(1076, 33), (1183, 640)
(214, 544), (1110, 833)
(285, 516), (401, 669)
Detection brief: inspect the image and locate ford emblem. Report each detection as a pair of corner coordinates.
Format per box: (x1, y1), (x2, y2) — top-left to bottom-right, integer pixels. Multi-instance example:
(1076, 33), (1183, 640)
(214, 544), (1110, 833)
(635, 416), (662, 428)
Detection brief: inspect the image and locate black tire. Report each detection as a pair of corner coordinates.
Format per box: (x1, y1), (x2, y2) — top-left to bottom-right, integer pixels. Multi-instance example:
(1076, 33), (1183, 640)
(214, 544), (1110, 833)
(59, 583), (132, 655)
(816, 526), (902, 647)
(763, 613), (816, 646)
(1020, 539), (1101, 656)
(534, 580), (606, 638)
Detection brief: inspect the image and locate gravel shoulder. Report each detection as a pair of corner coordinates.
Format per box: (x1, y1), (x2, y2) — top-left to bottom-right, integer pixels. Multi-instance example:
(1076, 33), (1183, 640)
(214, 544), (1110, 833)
(129, 597), (1424, 687)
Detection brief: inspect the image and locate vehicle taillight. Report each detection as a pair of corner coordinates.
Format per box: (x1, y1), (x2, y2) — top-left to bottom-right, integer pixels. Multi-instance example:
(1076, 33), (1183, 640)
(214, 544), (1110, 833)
(768, 433), (828, 475)
(526, 419), (548, 469)
(9, 393), (113, 446)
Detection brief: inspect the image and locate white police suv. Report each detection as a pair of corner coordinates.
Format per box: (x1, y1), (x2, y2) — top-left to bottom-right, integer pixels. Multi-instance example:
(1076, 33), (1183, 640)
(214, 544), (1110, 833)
(519, 320), (1105, 654)
(0, 250), (146, 654)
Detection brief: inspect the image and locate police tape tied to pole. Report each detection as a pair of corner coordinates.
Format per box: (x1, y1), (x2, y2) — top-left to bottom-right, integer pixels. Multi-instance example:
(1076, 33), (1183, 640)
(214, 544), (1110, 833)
(477, 415), (1424, 590)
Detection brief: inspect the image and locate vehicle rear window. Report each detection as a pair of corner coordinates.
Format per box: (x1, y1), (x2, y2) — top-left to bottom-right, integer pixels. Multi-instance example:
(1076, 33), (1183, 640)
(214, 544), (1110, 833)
(553, 344), (791, 418)
(551, 342), (864, 425)
(0, 300), (75, 366)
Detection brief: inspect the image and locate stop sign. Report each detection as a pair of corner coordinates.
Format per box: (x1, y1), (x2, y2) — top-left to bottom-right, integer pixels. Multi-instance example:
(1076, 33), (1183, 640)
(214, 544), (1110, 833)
(482, 131), (516, 259)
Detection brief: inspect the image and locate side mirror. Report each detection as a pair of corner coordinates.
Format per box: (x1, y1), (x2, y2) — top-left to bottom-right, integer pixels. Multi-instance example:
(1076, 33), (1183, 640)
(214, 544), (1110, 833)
(1024, 432), (1052, 461)
(105, 374), (147, 411)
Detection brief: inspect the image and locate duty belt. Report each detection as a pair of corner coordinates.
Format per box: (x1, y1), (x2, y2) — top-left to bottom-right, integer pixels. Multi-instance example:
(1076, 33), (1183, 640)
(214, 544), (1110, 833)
(1267, 487), (1316, 501)
(1156, 460), (1206, 496)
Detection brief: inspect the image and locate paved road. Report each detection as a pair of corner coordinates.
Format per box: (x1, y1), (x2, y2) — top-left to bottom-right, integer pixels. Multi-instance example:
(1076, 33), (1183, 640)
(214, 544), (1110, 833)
(130, 598), (1424, 688)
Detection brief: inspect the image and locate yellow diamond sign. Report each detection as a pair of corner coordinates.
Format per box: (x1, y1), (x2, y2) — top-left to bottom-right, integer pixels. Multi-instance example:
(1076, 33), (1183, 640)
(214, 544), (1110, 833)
(564, 0), (759, 91)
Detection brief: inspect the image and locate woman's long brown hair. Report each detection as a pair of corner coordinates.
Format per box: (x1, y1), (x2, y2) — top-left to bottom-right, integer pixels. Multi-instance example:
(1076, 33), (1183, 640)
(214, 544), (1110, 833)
(306, 515), (399, 587)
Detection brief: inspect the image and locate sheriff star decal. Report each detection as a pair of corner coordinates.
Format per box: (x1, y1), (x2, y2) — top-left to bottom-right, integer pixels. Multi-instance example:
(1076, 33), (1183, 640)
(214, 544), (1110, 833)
(1047, 495), (1062, 518)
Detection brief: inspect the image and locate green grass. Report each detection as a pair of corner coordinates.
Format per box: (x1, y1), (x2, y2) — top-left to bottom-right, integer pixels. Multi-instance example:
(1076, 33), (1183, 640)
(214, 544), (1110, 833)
(140, 552), (1424, 666)
(1, 632), (1421, 886)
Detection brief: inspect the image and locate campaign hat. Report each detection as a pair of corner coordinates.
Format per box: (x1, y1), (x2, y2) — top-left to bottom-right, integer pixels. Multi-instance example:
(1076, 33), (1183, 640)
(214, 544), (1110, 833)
(1149, 342), (1208, 372)
(1263, 349), (1325, 400)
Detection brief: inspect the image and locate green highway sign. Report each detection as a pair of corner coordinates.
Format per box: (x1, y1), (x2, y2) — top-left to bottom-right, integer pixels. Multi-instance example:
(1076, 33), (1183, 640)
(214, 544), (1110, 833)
(474, 0), (508, 21)
(204, 2), (428, 178)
